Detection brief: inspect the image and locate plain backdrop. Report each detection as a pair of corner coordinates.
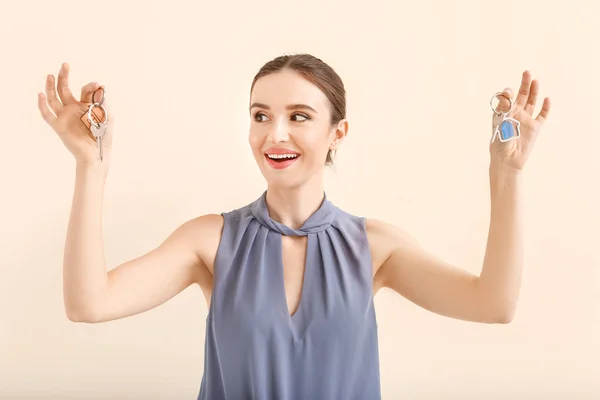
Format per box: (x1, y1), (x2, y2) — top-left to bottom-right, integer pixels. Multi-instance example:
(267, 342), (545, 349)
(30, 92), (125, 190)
(1, 0), (598, 398)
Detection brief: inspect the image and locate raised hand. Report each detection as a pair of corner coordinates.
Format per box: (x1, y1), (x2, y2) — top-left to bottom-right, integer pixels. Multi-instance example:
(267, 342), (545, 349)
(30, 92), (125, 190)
(38, 63), (114, 166)
(490, 70), (551, 171)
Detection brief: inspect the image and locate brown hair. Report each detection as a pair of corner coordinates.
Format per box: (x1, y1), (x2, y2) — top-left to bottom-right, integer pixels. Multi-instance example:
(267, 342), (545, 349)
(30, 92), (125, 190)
(250, 53), (346, 166)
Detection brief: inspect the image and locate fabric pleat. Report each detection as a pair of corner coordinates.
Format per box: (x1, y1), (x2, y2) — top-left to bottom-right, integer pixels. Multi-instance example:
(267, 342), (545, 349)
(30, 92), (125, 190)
(198, 190), (381, 400)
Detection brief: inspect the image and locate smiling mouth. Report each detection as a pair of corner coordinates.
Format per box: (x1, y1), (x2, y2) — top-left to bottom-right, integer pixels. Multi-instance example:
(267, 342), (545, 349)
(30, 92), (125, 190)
(264, 153), (301, 169)
(265, 154), (300, 162)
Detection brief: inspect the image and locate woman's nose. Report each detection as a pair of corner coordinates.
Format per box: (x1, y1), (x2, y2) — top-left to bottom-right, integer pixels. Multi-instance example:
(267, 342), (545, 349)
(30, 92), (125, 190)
(267, 118), (290, 143)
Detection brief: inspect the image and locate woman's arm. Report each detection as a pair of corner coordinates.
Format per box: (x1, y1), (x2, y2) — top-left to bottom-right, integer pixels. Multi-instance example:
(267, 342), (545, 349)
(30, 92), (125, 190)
(477, 162), (524, 322)
(62, 161), (112, 322)
(369, 162), (523, 324)
(64, 161), (222, 324)
(38, 65), (222, 324)
(370, 70), (550, 323)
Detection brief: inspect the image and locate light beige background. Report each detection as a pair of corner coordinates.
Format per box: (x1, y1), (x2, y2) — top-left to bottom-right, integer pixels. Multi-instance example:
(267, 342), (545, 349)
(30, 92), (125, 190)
(1, 0), (598, 398)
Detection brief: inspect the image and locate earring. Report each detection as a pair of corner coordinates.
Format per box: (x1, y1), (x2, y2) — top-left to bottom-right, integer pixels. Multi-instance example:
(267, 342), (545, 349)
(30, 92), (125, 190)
(329, 148), (337, 160)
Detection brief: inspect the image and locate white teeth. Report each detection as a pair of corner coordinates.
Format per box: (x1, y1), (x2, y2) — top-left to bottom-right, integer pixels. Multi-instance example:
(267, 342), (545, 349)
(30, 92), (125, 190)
(267, 154), (298, 159)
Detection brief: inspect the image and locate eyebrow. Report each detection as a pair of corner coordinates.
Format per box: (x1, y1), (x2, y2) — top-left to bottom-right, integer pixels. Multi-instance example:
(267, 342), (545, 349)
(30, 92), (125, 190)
(249, 102), (318, 114)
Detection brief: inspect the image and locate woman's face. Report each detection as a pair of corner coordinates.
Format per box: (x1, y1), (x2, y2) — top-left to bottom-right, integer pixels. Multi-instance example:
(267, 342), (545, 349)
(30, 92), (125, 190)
(248, 70), (347, 188)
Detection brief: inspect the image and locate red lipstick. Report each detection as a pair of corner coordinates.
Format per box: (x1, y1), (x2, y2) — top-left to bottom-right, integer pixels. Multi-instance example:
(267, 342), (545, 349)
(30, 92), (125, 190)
(264, 148), (301, 170)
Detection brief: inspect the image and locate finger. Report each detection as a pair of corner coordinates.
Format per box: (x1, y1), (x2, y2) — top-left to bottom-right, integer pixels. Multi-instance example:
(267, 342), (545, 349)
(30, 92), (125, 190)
(45, 74), (63, 114)
(57, 63), (78, 105)
(92, 85), (105, 105)
(496, 87), (513, 113)
(535, 97), (551, 125)
(80, 81), (100, 103)
(524, 79), (539, 115)
(515, 70), (532, 109)
(37, 92), (57, 126)
(90, 94), (112, 127)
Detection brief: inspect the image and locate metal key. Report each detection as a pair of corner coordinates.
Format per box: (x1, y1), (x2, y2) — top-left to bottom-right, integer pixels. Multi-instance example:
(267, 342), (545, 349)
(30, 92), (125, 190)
(91, 121), (108, 161)
(87, 102), (108, 162)
(490, 92), (520, 144)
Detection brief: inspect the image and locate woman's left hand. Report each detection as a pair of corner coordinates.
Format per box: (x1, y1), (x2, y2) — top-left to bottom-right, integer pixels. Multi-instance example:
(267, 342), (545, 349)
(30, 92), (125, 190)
(490, 70), (552, 171)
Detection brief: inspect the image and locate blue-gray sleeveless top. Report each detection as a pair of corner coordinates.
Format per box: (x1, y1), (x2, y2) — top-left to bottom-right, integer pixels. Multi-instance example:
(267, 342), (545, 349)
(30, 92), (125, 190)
(197, 191), (381, 399)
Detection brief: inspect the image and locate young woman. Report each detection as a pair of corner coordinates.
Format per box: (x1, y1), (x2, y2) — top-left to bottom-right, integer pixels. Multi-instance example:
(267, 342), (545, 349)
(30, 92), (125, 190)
(38, 54), (551, 399)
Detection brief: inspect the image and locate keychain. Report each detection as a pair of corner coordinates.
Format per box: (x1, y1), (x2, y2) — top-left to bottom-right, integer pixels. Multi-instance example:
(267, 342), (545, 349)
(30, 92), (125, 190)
(490, 91), (520, 144)
(80, 87), (109, 162)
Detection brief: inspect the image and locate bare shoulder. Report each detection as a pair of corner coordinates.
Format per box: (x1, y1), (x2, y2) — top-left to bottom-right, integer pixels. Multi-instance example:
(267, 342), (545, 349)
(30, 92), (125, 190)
(184, 213), (224, 275)
(366, 218), (421, 253)
(365, 218), (423, 285)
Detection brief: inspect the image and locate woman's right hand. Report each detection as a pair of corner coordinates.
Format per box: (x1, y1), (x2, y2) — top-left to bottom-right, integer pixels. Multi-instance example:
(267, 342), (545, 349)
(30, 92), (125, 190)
(38, 63), (114, 166)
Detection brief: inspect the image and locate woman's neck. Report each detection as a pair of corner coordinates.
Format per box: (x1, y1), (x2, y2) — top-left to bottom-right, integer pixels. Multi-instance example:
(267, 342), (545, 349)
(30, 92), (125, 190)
(265, 181), (326, 230)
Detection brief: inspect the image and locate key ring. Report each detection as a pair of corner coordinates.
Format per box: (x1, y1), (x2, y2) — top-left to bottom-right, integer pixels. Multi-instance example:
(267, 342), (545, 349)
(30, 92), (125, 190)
(490, 92), (513, 115)
(92, 86), (105, 106)
(490, 91), (520, 143)
(87, 103), (108, 129)
(87, 86), (107, 129)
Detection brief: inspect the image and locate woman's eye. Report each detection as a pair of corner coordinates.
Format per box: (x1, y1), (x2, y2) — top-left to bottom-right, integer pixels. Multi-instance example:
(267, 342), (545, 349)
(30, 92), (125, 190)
(292, 113), (310, 122)
(253, 112), (310, 122)
(254, 112), (265, 122)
